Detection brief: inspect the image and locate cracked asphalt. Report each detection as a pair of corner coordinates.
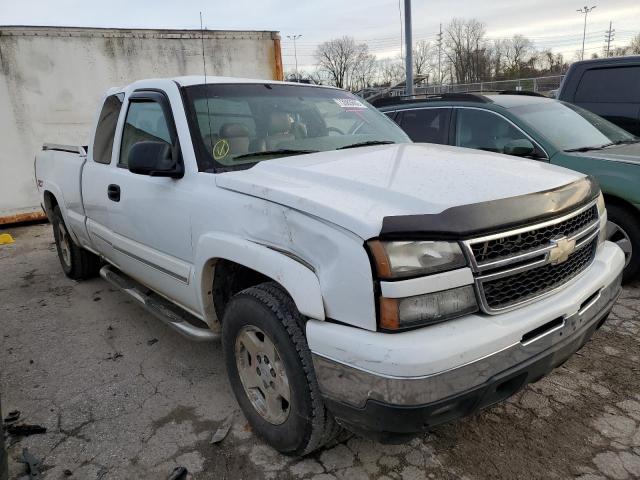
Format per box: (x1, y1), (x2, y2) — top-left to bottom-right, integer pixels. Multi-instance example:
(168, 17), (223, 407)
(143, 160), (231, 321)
(1, 223), (639, 480)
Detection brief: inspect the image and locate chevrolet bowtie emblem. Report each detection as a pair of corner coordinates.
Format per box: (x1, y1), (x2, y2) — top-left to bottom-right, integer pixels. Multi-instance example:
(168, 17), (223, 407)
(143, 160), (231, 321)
(548, 237), (576, 265)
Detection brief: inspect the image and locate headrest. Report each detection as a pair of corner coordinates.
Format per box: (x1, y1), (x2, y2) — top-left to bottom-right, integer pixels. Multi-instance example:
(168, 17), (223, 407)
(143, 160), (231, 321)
(220, 123), (250, 138)
(269, 112), (291, 135)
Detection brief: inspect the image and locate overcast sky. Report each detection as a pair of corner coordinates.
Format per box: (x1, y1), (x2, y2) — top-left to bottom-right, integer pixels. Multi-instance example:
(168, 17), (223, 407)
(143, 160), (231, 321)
(1, 0), (639, 71)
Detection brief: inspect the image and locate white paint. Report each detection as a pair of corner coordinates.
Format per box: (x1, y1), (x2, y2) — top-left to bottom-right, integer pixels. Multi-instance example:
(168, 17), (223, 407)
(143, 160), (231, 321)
(34, 75), (620, 339)
(306, 241), (625, 378)
(1, 26), (281, 219)
(380, 268), (474, 298)
(215, 142), (586, 240)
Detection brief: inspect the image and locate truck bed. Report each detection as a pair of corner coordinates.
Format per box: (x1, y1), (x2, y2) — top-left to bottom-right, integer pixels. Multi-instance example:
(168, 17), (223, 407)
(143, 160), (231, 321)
(35, 143), (88, 240)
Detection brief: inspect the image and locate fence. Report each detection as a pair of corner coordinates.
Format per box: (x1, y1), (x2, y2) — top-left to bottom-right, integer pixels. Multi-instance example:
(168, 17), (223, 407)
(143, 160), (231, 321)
(360, 75), (565, 100)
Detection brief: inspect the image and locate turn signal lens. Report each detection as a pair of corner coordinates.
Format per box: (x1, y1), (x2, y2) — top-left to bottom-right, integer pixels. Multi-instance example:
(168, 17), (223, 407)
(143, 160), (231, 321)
(379, 286), (478, 331)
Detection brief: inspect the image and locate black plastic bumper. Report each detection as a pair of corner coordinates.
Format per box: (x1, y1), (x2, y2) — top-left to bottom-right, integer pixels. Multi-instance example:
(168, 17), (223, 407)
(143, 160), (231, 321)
(324, 298), (616, 443)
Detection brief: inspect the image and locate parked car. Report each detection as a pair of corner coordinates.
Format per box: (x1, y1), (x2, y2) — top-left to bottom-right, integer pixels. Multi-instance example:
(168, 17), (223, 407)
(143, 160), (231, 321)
(378, 92), (640, 281)
(36, 77), (624, 455)
(558, 55), (640, 137)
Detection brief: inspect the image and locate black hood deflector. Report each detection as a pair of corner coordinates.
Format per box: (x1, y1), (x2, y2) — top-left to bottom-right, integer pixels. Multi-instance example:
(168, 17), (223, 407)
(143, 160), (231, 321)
(380, 176), (599, 240)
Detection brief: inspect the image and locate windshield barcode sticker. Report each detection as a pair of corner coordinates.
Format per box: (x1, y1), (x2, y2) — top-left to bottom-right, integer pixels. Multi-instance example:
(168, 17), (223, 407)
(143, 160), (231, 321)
(334, 98), (366, 109)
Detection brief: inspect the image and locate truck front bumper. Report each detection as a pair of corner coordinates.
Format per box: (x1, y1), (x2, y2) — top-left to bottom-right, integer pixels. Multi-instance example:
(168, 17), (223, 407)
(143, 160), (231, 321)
(307, 241), (624, 440)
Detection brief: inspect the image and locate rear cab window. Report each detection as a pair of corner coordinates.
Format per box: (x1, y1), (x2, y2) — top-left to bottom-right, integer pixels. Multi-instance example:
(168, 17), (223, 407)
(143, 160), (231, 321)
(93, 93), (124, 164)
(576, 66), (640, 103)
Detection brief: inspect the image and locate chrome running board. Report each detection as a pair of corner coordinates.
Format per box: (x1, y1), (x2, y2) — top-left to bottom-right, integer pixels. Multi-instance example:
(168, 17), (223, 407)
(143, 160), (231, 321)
(99, 265), (219, 342)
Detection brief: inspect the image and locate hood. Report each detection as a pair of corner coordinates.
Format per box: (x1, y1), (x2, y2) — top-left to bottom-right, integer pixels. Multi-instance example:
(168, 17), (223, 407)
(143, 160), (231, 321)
(216, 144), (586, 239)
(572, 143), (640, 166)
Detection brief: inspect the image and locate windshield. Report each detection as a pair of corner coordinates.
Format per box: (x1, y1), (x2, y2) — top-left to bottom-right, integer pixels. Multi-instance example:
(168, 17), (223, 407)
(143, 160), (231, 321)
(511, 101), (636, 152)
(182, 83), (410, 172)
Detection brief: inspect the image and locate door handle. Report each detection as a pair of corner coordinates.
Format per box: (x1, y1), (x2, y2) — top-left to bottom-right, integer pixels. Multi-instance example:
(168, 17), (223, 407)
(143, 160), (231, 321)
(107, 184), (121, 202)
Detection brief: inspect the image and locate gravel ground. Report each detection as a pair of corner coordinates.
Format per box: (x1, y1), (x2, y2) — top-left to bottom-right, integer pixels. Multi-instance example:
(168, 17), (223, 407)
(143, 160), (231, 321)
(1, 223), (639, 480)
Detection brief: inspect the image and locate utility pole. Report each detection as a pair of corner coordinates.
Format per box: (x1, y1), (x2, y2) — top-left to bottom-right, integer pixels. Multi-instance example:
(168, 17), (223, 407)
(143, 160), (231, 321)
(404, 0), (413, 96)
(604, 21), (615, 57)
(287, 34), (302, 81)
(577, 5), (597, 61)
(436, 23), (443, 84)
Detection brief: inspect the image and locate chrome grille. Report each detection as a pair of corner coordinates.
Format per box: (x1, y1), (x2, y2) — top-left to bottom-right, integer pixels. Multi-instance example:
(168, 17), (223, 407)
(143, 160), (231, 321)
(482, 238), (598, 310)
(464, 200), (600, 314)
(471, 205), (598, 264)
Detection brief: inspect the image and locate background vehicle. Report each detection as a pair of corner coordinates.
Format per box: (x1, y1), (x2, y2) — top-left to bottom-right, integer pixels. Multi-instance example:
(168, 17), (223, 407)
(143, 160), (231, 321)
(558, 55), (640, 137)
(35, 77), (623, 455)
(378, 92), (640, 281)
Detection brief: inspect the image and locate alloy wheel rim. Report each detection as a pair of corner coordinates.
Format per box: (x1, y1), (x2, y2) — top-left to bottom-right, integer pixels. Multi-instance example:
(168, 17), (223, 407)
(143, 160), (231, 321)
(234, 325), (291, 425)
(58, 222), (71, 267)
(606, 221), (632, 268)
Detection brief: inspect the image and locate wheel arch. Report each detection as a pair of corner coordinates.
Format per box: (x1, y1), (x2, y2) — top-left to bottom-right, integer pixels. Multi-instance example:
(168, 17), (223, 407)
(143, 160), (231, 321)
(193, 233), (325, 329)
(42, 190), (59, 219)
(603, 193), (640, 221)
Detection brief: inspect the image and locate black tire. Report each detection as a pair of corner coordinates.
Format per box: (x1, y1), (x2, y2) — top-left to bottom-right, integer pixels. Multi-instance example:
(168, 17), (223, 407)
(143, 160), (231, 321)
(222, 281), (344, 455)
(606, 204), (640, 283)
(51, 206), (101, 280)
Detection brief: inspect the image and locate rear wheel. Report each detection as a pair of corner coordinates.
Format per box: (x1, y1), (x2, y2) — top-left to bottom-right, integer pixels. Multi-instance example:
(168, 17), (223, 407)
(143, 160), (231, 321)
(606, 204), (640, 282)
(51, 206), (101, 280)
(222, 282), (344, 455)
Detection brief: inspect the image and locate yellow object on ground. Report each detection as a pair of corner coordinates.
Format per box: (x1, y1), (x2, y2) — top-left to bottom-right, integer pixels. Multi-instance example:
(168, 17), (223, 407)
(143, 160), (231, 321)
(0, 233), (15, 244)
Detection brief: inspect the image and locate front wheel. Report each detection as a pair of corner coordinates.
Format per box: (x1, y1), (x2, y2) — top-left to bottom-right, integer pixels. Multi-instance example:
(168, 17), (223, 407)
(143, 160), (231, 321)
(222, 282), (343, 455)
(606, 204), (640, 282)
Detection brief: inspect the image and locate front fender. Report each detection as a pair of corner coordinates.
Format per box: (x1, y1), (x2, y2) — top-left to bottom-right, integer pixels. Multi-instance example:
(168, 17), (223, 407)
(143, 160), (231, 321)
(193, 232), (325, 323)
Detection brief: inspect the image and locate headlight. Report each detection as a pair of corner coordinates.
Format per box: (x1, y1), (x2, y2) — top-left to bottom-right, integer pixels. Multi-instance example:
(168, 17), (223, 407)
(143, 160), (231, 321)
(380, 286), (478, 330)
(596, 193), (607, 245)
(368, 240), (467, 279)
(596, 192), (606, 216)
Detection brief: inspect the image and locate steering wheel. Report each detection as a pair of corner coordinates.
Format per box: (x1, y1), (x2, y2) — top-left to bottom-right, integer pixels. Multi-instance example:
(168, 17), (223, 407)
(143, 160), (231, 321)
(327, 126), (345, 136)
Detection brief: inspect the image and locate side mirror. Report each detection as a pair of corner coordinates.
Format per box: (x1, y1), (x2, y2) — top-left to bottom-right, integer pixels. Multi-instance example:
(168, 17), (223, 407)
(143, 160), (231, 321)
(503, 139), (535, 157)
(128, 141), (183, 178)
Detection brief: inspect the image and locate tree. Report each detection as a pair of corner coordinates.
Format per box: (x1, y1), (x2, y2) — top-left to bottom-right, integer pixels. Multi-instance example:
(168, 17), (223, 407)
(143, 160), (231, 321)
(378, 58), (404, 86)
(443, 18), (488, 83)
(413, 40), (434, 77)
(503, 35), (534, 77)
(315, 36), (371, 89)
(351, 47), (377, 91)
(630, 33), (640, 54)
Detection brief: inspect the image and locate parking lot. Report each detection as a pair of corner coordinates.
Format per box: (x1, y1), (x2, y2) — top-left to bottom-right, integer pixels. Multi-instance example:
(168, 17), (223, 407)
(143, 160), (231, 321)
(1, 222), (639, 480)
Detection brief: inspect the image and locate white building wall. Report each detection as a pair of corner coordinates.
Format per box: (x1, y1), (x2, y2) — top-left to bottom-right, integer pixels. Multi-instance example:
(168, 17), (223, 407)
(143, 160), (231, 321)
(0, 26), (282, 222)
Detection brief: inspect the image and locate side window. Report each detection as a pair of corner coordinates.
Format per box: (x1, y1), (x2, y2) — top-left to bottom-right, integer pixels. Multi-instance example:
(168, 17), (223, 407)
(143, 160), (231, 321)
(399, 108), (451, 144)
(455, 109), (528, 154)
(93, 94), (124, 164)
(384, 111), (397, 121)
(119, 101), (172, 167)
(575, 67), (640, 103)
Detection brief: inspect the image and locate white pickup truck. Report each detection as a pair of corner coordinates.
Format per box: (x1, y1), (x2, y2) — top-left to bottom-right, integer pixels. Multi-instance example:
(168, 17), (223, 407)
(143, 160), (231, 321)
(35, 76), (625, 455)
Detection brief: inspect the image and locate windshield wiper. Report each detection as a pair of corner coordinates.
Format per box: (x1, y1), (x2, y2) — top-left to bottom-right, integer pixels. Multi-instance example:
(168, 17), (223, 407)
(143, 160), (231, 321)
(606, 139), (640, 146)
(233, 149), (319, 160)
(565, 138), (640, 153)
(564, 145), (607, 153)
(336, 140), (396, 150)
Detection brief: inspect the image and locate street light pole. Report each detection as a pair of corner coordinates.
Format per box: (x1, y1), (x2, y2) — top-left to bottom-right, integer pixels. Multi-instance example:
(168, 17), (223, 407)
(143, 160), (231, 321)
(404, 0), (413, 96)
(577, 5), (597, 61)
(287, 34), (302, 81)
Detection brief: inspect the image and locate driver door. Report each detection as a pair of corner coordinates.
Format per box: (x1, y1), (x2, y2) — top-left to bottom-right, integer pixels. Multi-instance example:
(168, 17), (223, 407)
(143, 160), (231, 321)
(107, 90), (196, 310)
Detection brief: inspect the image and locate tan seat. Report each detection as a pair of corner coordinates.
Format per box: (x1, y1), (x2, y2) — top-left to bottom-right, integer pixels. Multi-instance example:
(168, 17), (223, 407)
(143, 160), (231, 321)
(265, 112), (295, 150)
(220, 123), (250, 156)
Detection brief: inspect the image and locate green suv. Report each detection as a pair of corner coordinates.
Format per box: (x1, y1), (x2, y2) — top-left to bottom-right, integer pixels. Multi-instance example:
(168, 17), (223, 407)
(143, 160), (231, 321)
(377, 92), (640, 281)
